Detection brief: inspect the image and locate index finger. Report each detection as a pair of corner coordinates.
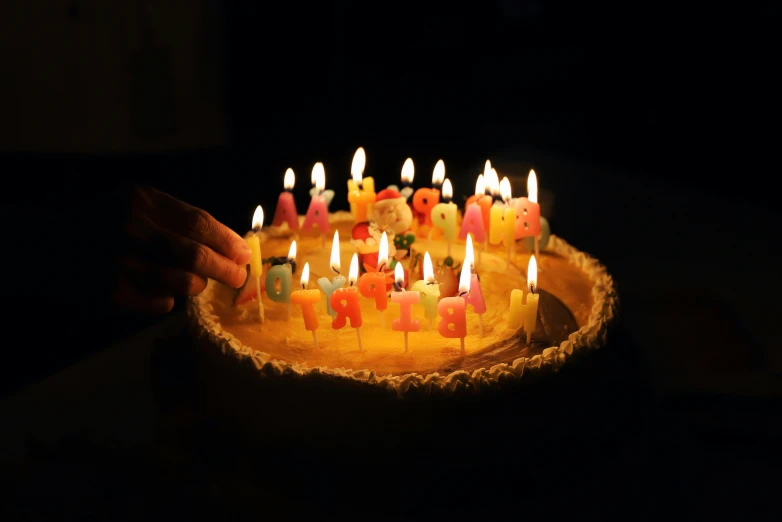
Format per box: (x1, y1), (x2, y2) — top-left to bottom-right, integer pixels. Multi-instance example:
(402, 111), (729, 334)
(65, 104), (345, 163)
(154, 190), (252, 265)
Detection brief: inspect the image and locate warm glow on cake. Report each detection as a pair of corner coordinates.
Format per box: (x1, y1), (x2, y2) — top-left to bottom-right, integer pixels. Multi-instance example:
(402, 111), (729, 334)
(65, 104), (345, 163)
(284, 168), (295, 190)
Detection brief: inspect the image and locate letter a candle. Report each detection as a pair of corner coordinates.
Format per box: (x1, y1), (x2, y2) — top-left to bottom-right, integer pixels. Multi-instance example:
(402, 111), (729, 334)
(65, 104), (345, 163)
(391, 262), (420, 353)
(290, 262), (322, 349)
(271, 168), (299, 231)
(330, 253), (364, 352)
(437, 254), (471, 354)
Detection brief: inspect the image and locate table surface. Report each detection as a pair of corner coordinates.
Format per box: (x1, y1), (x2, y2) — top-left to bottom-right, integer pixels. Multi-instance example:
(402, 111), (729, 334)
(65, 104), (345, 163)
(2, 150), (780, 520)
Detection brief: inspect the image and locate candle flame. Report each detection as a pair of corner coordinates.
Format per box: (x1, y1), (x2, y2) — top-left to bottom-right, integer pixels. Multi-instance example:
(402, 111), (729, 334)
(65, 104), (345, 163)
(351, 147), (366, 184)
(288, 240), (297, 262)
(401, 158), (414, 184)
(528, 255), (537, 293)
(486, 168), (500, 197)
(500, 177), (512, 203)
(423, 252), (434, 283)
(432, 159), (445, 186)
(348, 253), (359, 285)
(527, 169), (538, 203)
(300, 262), (310, 289)
(283, 168), (295, 190)
(442, 178), (453, 201)
(484, 160), (492, 176)
(394, 262), (404, 286)
(458, 256), (471, 295)
(330, 231), (341, 272)
(475, 174), (485, 197)
(465, 234), (474, 271)
(312, 162), (326, 192)
(378, 231), (389, 269)
(252, 205), (264, 230)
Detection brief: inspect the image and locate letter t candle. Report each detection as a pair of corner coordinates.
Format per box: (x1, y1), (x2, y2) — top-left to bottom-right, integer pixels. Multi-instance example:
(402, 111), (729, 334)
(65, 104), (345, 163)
(290, 262), (322, 349)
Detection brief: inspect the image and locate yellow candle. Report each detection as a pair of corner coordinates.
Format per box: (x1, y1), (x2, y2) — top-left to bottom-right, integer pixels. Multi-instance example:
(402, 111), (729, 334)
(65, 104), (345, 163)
(409, 252), (440, 330)
(489, 203), (504, 245)
(430, 179), (458, 248)
(348, 147), (376, 221)
(247, 205), (264, 278)
(508, 255), (539, 344)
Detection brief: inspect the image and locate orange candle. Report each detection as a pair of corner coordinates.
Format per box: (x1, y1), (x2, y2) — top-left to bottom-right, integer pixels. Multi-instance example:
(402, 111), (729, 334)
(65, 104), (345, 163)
(436, 259), (471, 354)
(391, 263), (420, 353)
(330, 253), (364, 352)
(290, 262), (322, 348)
(358, 231), (390, 327)
(412, 159), (445, 228)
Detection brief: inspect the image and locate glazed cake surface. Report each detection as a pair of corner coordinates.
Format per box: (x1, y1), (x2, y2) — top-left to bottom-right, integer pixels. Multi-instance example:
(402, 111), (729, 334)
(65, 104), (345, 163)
(188, 212), (617, 398)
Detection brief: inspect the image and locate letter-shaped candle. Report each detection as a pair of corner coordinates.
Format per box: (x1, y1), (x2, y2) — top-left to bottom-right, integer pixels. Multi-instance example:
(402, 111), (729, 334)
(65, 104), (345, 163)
(391, 263), (420, 353)
(514, 169), (542, 239)
(410, 251), (440, 331)
(347, 147), (376, 222)
(461, 235), (486, 335)
(290, 262), (322, 348)
(412, 159), (444, 228)
(271, 168), (299, 230)
(301, 162), (331, 235)
(247, 205), (264, 323)
(358, 231), (390, 327)
(437, 258), (471, 353)
(459, 175), (488, 244)
(330, 253), (364, 352)
(508, 255), (540, 344)
(317, 231), (347, 317)
(430, 178), (458, 256)
(265, 240), (296, 319)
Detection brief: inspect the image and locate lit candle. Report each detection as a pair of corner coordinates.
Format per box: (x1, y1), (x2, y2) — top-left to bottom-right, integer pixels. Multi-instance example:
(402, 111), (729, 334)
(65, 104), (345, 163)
(301, 162), (331, 239)
(347, 147), (376, 222)
(412, 159), (444, 229)
(508, 255), (540, 345)
(271, 168), (299, 231)
(290, 262), (322, 349)
(309, 166), (335, 208)
(488, 174), (504, 246)
(247, 205), (265, 323)
(317, 231), (347, 317)
(400, 157), (415, 201)
(410, 251), (440, 331)
(430, 178), (458, 257)
(330, 253), (364, 352)
(265, 240), (297, 320)
(437, 254), (471, 353)
(514, 169), (542, 261)
(358, 230), (389, 327)
(500, 177), (517, 267)
(391, 262), (420, 353)
(460, 175), (490, 265)
(485, 166), (501, 203)
(461, 235), (486, 335)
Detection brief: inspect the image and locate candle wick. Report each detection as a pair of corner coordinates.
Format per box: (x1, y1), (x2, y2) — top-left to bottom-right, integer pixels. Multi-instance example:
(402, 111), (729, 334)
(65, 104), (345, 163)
(530, 283), (536, 294)
(333, 267), (341, 275)
(252, 226), (261, 234)
(458, 291), (468, 298)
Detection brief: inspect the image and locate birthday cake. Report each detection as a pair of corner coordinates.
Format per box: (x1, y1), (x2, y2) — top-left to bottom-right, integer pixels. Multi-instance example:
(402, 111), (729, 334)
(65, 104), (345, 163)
(185, 158), (617, 425)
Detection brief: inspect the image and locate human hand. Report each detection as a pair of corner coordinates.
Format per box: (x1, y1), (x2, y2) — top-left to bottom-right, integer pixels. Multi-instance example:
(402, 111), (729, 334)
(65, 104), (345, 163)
(112, 185), (251, 315)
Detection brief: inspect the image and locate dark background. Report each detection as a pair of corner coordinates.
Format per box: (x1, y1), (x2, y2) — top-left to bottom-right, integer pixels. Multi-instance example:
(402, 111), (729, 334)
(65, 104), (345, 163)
(1, 1), (779, 520)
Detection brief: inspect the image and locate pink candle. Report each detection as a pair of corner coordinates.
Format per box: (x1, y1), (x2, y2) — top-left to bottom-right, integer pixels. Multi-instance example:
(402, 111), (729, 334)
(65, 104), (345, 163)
(461, 235), (486, 335)
(272, 168), (299, 230)
(301, 162), (331, 235)
(391, 263), (420, 353)
(514, 169), (541, 239)
(459, 175), (488, 243)
(436, 260), (471, 353)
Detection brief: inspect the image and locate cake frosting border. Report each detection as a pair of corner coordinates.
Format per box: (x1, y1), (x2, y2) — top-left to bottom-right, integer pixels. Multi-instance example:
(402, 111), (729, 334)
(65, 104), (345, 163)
(186, 232), (618, 399)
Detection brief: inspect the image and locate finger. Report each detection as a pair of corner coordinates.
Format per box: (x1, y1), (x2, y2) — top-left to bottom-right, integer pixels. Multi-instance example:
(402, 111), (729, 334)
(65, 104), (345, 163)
(124, 219), (248, 289)
(151, 190), (252, 265)
(112, 275), (175, 316)
(120, 256), (208, 297)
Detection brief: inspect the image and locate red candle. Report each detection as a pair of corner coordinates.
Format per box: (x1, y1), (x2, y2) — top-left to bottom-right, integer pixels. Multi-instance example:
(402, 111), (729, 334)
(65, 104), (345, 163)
(436, 259), (471, 353)
(301, 162), (331, 235)
(271, 168), (299, 230)
(290, 262), (322, 348)
(358, 231), (390, 327)
(330, 253), (364, 352)
(412, 159), (445, 227)
(391, 263), (420, 353)
(514, 169), (541, 238)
